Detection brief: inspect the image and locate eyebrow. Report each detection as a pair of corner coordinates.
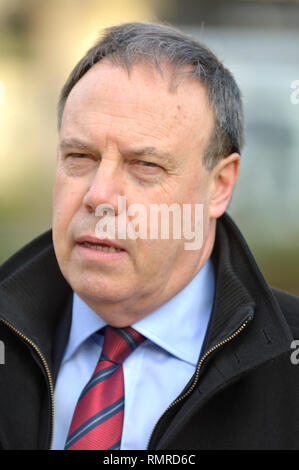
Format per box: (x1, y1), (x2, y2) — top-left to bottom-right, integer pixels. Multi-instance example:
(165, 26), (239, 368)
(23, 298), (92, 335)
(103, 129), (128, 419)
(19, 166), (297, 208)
(59, 139), (176, 169)
(59, 138), (99, 153)
(128, 146), (172, 162)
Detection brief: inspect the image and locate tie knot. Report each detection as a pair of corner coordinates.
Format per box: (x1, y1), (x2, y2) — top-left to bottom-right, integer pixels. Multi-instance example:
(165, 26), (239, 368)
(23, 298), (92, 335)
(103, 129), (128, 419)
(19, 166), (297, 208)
(100, 326), (146, 365)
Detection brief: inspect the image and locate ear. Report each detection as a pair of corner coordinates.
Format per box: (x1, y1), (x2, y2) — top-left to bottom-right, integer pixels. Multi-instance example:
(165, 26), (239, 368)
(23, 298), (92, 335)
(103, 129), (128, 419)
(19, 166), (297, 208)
(208, 153), (240, 219)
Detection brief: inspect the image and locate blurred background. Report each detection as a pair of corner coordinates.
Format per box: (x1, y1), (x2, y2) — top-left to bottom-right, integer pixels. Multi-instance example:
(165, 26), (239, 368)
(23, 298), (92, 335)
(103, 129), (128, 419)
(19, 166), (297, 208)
(0, 0), (298, 295)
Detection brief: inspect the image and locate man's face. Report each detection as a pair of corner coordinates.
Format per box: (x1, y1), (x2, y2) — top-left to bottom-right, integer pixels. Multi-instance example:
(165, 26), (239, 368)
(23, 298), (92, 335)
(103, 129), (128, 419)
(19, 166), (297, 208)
(53, 60), (216, 326)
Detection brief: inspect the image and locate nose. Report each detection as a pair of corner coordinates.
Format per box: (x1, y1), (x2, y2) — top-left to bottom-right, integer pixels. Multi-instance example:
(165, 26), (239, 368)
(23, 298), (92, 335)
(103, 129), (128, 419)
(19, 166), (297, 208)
(83, 157), (124, 216)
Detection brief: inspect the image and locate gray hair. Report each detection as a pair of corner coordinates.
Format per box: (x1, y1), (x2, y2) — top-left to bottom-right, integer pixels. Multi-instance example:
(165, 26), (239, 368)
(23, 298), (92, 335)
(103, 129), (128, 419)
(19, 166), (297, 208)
(57, 22), (244, 169)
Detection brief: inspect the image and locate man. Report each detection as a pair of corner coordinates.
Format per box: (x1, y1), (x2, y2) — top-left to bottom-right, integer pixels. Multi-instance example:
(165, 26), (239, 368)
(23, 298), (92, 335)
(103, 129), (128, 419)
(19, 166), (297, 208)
(0, 22), (299, 450)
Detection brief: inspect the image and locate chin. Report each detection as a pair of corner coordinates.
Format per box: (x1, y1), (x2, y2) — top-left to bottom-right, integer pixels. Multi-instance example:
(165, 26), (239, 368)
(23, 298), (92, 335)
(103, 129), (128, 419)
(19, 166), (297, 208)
(73, 279), (134, 306)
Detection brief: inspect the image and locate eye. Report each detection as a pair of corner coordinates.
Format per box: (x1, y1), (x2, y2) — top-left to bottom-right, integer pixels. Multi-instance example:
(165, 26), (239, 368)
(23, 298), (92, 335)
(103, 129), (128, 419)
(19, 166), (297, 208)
(131, 159), (161, 169)
(67, 153), (90, 159)
(138, 161), (158, 167)
(129, 159), (164, 184)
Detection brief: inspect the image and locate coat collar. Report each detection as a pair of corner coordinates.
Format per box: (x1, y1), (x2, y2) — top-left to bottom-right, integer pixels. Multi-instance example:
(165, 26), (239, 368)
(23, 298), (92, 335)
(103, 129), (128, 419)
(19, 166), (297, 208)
(0, 231), (72, 372)
(207, 213), (293, 356)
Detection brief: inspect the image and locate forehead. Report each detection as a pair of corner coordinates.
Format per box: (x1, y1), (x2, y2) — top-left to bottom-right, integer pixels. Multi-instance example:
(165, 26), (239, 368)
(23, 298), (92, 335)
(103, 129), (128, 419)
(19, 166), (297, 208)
(60, 60), (214, 152)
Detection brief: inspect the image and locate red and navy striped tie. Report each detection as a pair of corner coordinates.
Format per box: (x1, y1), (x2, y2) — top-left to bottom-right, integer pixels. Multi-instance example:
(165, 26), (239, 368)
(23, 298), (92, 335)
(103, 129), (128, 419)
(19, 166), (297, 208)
(64, 326), (146, 450)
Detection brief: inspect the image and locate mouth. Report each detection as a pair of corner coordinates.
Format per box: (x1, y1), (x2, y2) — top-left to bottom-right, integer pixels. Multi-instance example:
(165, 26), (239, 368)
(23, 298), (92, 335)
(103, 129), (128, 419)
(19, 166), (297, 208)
(75, 235), (126, 254)
(80, 241), (123, 253)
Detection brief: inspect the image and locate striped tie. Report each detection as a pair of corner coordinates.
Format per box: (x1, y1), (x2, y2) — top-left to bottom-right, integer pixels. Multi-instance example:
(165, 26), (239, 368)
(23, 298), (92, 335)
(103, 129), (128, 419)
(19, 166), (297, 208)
(64, 326), (146, 450)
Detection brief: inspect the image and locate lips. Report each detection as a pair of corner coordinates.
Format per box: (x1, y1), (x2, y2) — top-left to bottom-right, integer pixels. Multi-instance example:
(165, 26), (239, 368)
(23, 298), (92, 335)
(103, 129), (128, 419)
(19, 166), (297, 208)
(75, 235), (126, 253)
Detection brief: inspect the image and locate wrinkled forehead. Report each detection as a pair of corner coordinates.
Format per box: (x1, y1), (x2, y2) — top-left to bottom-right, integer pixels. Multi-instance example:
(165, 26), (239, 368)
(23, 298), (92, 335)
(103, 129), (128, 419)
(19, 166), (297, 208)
(61, 58), (214, 132)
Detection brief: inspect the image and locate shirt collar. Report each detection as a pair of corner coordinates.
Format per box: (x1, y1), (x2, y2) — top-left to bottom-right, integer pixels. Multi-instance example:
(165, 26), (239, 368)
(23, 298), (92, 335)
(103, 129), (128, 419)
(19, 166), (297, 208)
(63, 294), (106, 362)
(132, 258), (215, 366)
(65, 259), (215, 366)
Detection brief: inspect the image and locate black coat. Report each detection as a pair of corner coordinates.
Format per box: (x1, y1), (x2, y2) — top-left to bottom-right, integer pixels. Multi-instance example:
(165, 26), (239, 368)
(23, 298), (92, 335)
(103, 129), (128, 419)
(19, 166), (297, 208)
(0, 213), (299, 450)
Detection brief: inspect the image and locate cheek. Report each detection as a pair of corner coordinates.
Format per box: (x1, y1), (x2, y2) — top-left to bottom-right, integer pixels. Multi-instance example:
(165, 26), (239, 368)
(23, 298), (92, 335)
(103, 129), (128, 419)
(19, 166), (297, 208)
(52, 173), (83, 234)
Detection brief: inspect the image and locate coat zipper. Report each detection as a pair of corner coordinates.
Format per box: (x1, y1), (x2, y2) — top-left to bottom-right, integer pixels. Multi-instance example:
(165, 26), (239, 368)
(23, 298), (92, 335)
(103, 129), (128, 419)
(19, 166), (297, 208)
(147, 314), (253, 449)
(0, 317), (54, 449)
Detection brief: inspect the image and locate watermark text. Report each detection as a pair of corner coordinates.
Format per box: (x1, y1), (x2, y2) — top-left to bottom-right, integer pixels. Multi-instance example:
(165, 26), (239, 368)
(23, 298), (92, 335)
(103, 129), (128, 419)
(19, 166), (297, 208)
(95, 196), (204, 250)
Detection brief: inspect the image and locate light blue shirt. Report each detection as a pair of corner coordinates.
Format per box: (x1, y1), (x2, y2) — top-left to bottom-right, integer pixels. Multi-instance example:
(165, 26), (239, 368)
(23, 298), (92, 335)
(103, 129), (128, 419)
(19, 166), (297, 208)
(52, 259), (215, 450)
